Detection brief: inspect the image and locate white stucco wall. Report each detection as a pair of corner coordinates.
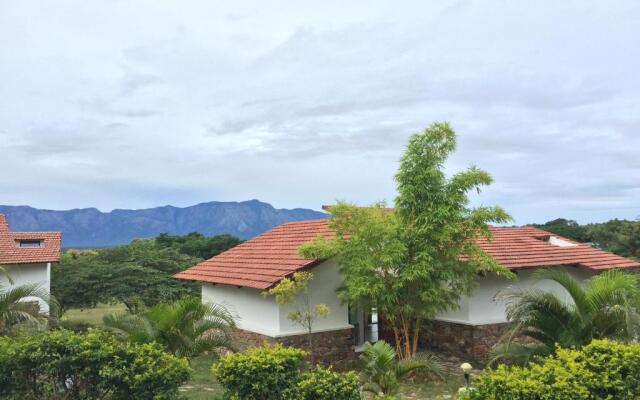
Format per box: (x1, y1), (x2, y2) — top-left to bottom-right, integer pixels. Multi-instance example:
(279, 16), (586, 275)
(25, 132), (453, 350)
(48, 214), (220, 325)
(0, 262), (50, 313)
(435, 266), (597, 325)
(278, 259), (351, 336)
(201, 259), (351, 337)
(202, 283), (281, 336)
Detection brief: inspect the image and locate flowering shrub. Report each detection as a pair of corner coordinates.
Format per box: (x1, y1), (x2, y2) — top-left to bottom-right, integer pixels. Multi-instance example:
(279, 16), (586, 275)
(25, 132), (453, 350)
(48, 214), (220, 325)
(465, 339), (640, 400)
(0, 329), (191, 400)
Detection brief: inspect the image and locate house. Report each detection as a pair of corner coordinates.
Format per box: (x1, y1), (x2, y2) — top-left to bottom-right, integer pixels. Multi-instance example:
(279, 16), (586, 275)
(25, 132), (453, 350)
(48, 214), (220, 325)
(0, 213), (61, 313)
(175, 218), (640, 361)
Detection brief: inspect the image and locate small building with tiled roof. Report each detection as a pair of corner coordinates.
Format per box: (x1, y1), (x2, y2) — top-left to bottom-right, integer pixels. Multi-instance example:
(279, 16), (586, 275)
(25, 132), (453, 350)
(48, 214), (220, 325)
(0, 213), (61, 313)
(176, 217), (640, 361)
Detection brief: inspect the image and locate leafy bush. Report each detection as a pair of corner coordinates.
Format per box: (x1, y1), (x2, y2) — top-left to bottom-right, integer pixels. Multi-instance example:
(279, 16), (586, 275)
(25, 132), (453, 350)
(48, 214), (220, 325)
(0, 329), (191, 400)
(213, 344), (361, 400)
(468, 339), (640, 400)
(213, 344), (307, 400)
(297, 366), (360, 400)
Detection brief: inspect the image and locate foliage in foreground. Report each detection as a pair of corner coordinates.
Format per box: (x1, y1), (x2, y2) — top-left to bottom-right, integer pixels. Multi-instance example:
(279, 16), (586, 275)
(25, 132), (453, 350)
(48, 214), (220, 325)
(360, 341), (442, 399)
(465, 339), (640, 400)
(0, 329), (191, 400)
(104, 296), (236, 358)
(213, 343), (360, 400)
(299, 122), (512, 358)
(492, 268), (640, 364)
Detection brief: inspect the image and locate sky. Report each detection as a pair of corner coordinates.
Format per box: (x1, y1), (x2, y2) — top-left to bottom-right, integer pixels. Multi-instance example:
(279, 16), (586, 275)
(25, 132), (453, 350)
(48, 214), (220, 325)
(1, 1), (639, 225)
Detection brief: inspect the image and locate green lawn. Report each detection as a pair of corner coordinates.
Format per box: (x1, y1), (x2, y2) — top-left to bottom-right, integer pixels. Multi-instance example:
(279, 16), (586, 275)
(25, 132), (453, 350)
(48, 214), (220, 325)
(180, 355), (225, 399)
(61, 305), (462, 399)
(62, 303), (127, 326)
(400, 372), (463, 399)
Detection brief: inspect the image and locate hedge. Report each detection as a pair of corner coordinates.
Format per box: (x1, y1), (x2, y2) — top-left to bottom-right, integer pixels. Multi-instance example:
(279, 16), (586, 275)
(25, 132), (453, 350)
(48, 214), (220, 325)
(0, 329), (191, 400)
(297, 366), (361, 400)
(465, 339), (640, 400)
(212, 343), (360, 400)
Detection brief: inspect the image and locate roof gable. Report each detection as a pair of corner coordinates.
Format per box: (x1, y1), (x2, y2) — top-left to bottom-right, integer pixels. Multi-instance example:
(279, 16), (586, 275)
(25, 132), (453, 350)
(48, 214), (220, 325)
(175, 220), (640, 289)
(0, 214), (61, 265)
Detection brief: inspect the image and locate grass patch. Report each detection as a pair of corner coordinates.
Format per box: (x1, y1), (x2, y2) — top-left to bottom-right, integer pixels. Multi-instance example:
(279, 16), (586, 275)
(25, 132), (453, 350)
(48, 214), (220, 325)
(400, 370), (463, 399)
(180, 354), (224, 399)
(62, 303), (127, 326)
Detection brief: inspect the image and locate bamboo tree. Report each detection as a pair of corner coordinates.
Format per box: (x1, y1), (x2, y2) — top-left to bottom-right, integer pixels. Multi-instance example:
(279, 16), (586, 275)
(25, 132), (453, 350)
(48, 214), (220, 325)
(299, 122), (511, 359)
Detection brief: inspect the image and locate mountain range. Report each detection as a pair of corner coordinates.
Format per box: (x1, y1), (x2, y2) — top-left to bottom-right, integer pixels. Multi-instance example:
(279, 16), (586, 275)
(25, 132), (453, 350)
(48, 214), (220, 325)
(0, 200), (327, 248)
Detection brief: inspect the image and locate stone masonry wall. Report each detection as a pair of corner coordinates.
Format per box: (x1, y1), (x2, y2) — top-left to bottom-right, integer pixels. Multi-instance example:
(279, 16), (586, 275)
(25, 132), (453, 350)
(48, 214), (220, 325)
(421, 320), (513, 362)
(378, 315), (513, 362)
(232, 328), (357, 367)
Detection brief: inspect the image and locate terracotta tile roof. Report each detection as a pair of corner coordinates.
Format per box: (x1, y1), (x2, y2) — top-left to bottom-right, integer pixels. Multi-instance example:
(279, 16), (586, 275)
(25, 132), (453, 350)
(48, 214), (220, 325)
(0, 214), (61, 265)
(175, 219), (640, 289)
(478, 226), (640, 270)
(175, 220), (333, 289)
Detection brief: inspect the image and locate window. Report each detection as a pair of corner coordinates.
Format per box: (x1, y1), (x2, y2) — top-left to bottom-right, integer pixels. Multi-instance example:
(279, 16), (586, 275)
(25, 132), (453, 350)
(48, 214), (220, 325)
(17, 239), (42, 248)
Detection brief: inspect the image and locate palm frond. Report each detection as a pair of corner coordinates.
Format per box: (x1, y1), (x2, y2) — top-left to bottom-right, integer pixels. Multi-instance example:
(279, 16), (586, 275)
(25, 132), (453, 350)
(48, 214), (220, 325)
(104, 297), (237, 358)
(398, 352), (443, 379)
(103, 313), (156, 342)
(493, 269), (640, 365)
(489, 341), (549, 366)
(0, 265), (14, 285)
(0, 283), (50, 334)
(532, 268), (590, 319)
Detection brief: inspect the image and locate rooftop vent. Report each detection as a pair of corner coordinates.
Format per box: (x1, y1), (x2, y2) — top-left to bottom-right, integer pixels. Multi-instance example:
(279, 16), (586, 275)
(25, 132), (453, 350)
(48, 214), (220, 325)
(548, 236), (578, 248)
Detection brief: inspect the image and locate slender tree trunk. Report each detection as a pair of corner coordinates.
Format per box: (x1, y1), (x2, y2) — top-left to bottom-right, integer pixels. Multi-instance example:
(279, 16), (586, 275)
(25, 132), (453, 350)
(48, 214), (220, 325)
(392, 324), (402, 356)
(411, 318), (421, 356)
(400, 315), (412, 359)
(307, 319), (315, 365)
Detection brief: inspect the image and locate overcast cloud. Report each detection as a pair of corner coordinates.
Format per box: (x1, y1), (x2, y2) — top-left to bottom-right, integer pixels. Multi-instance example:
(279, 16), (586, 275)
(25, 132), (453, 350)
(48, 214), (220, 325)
(1, 0), (639, 224)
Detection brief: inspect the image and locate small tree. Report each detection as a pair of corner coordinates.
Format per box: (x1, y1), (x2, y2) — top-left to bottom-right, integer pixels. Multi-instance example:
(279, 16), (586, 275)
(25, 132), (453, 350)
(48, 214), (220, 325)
(0, 266), (53, 335)
(104, 296), (237, 358)
(264, 272), (331, 362)
(491, 268), (640, 365)
(300, 122), (512, 359)
(360, 340), (442, 399)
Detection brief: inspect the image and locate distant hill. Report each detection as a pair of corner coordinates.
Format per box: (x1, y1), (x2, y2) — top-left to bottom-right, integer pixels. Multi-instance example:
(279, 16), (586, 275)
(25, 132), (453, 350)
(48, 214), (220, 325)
(0, 200), (327, 248)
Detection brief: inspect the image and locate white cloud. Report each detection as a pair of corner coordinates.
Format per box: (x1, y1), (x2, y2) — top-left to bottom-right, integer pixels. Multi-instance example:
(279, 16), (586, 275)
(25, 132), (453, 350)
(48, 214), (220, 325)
(0, 0), (638, 223)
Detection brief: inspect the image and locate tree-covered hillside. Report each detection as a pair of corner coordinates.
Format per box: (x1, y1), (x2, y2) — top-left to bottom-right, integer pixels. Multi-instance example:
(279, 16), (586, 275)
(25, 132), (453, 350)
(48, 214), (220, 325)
(535, 218), (640, 259)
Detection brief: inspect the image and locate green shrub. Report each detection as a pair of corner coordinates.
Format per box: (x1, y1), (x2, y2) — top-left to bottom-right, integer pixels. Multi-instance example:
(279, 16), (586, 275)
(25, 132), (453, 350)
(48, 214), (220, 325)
(297, 366), (360, 400)
(213, 344), (362, 400)
(468, 339), (640, 400)
(0, 329), (191, 400)
(213, 343), (307, 400)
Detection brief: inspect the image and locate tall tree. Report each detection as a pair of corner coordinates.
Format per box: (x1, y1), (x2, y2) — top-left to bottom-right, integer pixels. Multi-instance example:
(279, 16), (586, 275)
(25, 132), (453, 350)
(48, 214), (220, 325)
(300, 122), (511, 359)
